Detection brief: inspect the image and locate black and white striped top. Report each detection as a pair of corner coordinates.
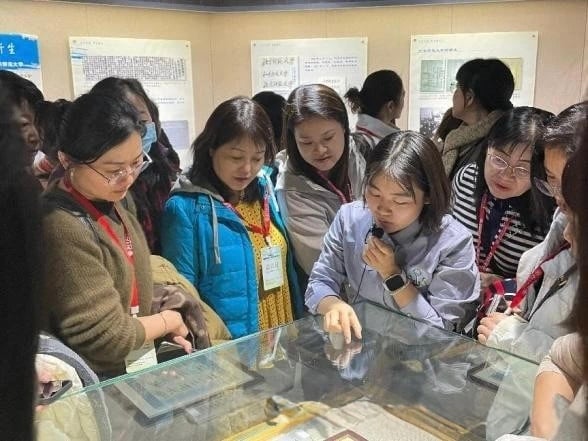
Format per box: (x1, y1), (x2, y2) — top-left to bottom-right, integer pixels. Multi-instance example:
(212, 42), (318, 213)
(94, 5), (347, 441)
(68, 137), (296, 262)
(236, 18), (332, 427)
(451, 163), (549, 278)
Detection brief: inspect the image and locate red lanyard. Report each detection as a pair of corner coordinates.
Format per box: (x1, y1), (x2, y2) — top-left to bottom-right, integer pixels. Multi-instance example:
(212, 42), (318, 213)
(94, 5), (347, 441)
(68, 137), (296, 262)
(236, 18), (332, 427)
(318, 171), (352, 204)
(476, 192), (512, 272)
(225, 193), (271, 244)
(65, 181), (140, 316)
(509, 242), (571, 311)
(356, 126), (379, 140)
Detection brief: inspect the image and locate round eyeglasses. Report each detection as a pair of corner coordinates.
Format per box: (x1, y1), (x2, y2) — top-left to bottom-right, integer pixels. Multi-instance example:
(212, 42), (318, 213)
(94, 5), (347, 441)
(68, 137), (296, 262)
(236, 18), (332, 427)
(86, 153), (152, 186)
(487, 153), (530, 179)
(533, 177), (561, 198)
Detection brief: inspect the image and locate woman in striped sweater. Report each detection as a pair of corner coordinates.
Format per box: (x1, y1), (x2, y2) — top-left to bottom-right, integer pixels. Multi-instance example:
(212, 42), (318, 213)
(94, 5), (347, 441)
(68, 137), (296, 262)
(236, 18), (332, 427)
(451, 106), (555, 292)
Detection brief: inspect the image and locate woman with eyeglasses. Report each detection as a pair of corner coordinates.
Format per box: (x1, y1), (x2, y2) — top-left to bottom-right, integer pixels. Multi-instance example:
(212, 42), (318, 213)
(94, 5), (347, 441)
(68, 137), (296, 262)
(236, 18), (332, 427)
(494, 109), (588, 441)
(41, 93), (192, 378)
(475, 102), (586, 362)
(90, 77), (181, 255)
(451, 107), (555, 297)
(440, 58), (515, 179)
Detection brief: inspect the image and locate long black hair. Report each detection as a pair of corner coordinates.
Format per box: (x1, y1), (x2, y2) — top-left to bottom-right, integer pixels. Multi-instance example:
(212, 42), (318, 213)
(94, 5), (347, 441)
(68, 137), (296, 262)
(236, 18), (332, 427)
(0, 84), (41, 441)
(561, 116), (588, 434)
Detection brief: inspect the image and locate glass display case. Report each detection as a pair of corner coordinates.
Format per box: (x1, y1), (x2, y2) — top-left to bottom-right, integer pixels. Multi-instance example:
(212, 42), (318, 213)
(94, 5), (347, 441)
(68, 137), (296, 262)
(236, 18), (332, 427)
(51, 302), (539, 441)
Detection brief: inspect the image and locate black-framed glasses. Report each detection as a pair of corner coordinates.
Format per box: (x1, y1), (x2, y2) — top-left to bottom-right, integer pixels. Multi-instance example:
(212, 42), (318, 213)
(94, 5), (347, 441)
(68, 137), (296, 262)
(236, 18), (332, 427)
(449, 81), (460, 92)
(86, 153), (152, 186)
(533, 177), (561, 198)
(487, 152), (530, 179)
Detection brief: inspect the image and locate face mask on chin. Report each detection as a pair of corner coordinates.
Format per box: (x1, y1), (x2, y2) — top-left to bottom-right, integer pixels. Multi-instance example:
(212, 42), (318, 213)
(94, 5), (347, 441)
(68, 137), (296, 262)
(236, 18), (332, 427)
(142, 122), (157, 154)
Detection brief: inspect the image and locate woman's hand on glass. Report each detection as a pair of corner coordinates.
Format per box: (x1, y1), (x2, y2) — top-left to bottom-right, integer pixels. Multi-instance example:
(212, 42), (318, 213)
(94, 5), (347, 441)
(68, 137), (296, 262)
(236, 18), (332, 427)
(319, 297), (362, 344)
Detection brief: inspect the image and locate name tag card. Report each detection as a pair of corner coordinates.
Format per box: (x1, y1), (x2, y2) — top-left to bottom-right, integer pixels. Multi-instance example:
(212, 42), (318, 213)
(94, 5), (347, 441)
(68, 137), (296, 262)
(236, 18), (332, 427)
(261, 245), (284, 291)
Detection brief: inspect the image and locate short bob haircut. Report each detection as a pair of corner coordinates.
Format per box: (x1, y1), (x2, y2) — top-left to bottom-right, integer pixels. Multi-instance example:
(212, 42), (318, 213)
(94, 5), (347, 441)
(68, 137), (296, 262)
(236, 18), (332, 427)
(344, 70), (403, 117)
(363, 131), (450, 234)
(188, 96), (276, 203)
(474, 106), (555, 231)
(59, 93), (144, 164)
(283, 84), (351, 199)
(456, 59), (514, 113)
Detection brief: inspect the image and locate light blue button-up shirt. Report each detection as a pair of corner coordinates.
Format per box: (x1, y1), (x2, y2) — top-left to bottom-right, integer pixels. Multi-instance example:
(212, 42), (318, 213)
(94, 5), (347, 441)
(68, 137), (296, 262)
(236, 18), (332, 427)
(305, 201), (480, 331)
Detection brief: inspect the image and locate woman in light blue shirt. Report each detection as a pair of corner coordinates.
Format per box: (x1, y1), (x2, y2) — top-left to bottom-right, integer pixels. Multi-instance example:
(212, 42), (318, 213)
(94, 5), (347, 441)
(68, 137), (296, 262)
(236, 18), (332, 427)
(306, 131), (479, 343)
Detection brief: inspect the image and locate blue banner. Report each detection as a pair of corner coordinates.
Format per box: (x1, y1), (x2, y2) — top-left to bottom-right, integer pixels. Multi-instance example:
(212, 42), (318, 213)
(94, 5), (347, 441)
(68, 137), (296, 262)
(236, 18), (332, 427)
(0, 33), (40, 69)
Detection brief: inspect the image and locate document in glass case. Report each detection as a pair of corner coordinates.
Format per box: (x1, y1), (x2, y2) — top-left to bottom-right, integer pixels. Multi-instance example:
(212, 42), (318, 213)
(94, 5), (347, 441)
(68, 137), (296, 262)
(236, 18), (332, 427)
(115, 355), (261, 418)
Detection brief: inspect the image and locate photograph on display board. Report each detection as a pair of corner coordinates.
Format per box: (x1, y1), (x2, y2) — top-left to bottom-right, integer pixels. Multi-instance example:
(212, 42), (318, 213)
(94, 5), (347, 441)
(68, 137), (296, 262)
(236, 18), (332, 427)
(408, 32), (538, 135)
(419, 107), (445, 139)
(420, 60), (445, 93)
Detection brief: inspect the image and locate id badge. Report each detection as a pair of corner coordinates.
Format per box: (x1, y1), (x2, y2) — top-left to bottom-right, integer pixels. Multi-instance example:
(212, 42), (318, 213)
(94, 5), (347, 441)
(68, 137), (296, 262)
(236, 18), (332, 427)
(125, 341), (157, 373)
(261, 245), (284, 291)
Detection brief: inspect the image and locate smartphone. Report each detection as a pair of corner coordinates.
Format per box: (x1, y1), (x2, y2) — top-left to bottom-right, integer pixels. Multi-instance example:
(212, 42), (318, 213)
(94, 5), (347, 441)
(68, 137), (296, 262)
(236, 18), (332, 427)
(487, 294), (509, 315)
(38, 379), (72, 406)
(157, 341), (187, 363)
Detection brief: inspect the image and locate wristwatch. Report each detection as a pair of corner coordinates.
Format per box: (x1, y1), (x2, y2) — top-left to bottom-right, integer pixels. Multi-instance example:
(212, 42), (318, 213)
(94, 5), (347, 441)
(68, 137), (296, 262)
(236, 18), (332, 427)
(383, 271), (407, 293)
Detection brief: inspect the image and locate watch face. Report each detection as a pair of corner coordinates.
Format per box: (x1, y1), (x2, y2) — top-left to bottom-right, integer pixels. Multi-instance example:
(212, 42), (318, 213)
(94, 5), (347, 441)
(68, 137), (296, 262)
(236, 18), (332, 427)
(385, 274), (405, 292)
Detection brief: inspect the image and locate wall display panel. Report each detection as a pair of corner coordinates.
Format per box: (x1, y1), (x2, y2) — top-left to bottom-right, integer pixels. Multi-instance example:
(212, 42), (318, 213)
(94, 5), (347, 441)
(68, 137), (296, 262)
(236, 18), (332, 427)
(251, 37), (367, 100)
(0, 33), (43, 90)
(408, 32), (538, 137)
(2, 0), (585, 136)
(69, 36), (195, 166)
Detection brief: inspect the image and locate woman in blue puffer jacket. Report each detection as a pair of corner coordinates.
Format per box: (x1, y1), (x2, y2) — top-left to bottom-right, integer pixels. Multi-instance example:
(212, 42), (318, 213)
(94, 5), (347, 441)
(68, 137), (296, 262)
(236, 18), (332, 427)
(161, 96), (303, 339)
